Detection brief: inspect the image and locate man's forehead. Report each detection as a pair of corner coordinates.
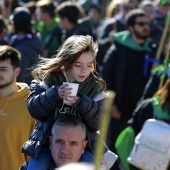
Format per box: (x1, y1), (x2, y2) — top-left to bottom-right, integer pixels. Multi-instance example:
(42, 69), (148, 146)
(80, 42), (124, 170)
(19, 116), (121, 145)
(54, 137), (79, 143)
(0, 59), (12, 66)
(136, 16), (148, 21)
(53, 134), (81, 143)
(53, 125), (83, 141)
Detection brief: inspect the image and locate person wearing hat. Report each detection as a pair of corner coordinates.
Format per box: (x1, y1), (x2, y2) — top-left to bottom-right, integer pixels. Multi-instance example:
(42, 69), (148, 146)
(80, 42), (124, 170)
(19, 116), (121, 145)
(9, 6), (44, 85)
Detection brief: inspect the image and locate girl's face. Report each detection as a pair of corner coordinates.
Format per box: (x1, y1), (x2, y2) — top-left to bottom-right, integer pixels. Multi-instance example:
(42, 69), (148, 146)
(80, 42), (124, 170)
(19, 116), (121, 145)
(66, 52), (94, 82)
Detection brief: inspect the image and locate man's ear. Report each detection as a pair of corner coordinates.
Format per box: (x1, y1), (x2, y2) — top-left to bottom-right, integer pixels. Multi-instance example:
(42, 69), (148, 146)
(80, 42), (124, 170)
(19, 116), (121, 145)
(82, 140), (88, 154)
(14, 67), (21, 77)
(49, 136), (52, 150)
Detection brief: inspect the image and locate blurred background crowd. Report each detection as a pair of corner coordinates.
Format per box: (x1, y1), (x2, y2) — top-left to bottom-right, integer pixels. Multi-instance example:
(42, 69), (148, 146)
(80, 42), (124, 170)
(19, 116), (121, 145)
(0, 0), (170, 169)
(0, 0), (169, 82)
(0, 0), (169, 83)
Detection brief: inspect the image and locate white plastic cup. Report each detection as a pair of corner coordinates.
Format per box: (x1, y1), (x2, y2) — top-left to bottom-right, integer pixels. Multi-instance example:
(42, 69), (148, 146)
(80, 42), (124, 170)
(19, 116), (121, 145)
(63, 82), (79, 103)
(103, 150), (118, 169)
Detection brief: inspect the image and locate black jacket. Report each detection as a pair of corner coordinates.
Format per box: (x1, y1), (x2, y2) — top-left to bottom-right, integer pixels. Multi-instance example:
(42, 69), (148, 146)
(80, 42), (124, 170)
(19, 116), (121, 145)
(22, 80), (104, 158)
(96, 16), (126, 65)
(102, 36), (161, 121)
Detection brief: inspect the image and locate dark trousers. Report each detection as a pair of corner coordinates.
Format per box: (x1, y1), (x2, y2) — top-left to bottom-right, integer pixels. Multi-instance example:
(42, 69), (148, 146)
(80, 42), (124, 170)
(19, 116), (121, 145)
(106, 118), (127, 154)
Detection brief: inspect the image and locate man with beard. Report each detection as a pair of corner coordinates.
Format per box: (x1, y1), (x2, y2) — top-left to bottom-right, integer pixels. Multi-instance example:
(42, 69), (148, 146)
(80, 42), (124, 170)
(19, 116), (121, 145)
(0, 45), (35, 170)
(102, 9), (163, 156)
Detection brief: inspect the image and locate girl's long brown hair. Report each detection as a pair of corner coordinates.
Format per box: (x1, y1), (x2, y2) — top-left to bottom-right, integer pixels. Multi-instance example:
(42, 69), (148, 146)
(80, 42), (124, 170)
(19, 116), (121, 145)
(154, 78), (170, 112)
(32, 35), (106, 91)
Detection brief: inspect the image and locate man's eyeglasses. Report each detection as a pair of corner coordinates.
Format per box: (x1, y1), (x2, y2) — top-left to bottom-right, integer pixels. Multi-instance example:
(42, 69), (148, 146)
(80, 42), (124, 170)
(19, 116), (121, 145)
(135, 22), (149, 27)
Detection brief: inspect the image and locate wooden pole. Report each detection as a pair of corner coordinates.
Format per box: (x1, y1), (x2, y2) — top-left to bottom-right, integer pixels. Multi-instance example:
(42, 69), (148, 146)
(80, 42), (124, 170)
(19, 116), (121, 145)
(159, 36), (170, 89)
(157, 12), (170, 89)
(156, 12), (170, 59)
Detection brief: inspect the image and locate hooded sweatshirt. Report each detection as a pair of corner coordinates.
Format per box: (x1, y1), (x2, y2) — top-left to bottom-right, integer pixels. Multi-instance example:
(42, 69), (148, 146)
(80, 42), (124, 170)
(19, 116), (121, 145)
(103, 30), (159, 121)
(10, 34), (44, 85)
(113, 30), (152, 52)
(0, 82), (36, 170)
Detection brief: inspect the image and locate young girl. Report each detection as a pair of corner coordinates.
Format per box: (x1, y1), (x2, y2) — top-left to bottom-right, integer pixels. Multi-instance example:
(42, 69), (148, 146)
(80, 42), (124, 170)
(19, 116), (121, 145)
(22, 35), (107, 169)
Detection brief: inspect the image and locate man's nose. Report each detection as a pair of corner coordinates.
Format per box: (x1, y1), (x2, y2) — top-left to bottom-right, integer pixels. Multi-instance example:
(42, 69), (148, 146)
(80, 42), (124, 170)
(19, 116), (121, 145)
(60, 144), (69, 153)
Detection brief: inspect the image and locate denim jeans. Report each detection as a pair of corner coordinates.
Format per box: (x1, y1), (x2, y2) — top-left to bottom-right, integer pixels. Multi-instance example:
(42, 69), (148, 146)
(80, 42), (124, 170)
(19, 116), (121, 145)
(27, 147), (94, 170)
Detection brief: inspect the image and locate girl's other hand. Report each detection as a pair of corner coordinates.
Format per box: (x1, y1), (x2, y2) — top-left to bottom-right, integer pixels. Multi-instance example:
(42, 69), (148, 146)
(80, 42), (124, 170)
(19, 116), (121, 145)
(58, 84), (72, 99)
(58, 84), (79, 105)
(63, 96), (79, 105)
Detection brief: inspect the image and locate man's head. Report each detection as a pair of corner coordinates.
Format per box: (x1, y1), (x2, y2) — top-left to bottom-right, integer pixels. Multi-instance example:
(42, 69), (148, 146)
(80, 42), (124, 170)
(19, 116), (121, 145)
(10, 6), (31, 24)
(56, 1), (85, 30)
(49, 115), (88, 167)
(0, 45), (21, 88)
(10, 7), (32, 34)
(121, 0), (138, 17)
(139, 0), (155, 22)
(36, 0), (57, 21)
(125, 9), (150, 40)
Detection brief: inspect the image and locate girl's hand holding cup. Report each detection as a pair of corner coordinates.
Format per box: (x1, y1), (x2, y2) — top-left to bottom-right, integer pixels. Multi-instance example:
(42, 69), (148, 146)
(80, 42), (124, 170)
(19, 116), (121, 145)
(58, 82), (79, 105)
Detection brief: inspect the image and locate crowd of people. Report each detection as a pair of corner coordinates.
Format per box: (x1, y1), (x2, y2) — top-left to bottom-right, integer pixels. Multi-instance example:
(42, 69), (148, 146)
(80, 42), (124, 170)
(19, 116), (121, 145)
(0, 0), (170, 170)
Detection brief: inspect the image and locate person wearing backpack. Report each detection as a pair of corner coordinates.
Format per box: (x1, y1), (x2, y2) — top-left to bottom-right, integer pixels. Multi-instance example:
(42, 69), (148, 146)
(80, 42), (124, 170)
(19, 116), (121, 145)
(127, 70), (170, 170)
(115, 64), (170, 170)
